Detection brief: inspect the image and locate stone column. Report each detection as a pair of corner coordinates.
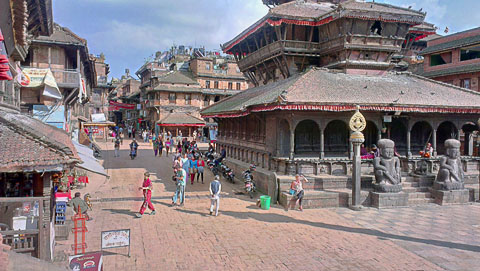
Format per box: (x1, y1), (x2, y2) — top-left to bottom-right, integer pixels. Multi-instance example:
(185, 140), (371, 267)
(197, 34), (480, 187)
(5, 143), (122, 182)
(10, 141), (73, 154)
(468, 133), (474, 156)
(320, 130), (325, 159)
(351, 132), (364, 210)
(349, 132), (354, 159)
(289, 128), (295, 160)
(407, 130), (412, 158)
(433, 129), (437, 157)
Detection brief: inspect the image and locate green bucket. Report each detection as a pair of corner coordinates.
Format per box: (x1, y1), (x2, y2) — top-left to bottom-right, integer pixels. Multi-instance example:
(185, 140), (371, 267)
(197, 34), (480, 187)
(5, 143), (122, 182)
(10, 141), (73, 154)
(260, 195), (271, 210)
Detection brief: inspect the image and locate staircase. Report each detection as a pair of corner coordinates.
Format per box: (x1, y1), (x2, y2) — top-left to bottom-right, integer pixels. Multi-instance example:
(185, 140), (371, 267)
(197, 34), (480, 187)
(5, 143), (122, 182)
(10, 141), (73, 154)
(402, 176), (435, 206)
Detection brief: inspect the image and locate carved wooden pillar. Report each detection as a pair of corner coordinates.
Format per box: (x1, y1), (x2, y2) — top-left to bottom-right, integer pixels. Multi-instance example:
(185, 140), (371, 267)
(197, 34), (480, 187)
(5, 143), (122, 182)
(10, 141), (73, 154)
(433, 129), (437, 157)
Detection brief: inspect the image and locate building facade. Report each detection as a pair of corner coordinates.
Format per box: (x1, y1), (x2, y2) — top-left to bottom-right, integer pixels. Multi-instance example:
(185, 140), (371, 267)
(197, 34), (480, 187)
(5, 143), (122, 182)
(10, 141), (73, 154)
(201, 0), (480, 208)
(420, 27), (480, 92)
(136, 50), (249, 137)
(19, 23), (96, 133)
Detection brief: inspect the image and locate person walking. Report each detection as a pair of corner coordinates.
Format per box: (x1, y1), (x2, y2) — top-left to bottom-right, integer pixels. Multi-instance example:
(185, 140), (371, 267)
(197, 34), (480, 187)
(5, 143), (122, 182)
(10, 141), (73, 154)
(136, 172), (156, 218)
(165, 135), (171, 156)
(181, 153), (190, 184)
(114, 137), (120, 157)
(209, 175), (221, 216)
(158, 138), (164, 157)
(289, 174), (309, 211)
(196, 156), (205, 184)
(153, 138), (159, 156)
(189, 156), (198, 185)
(128, 126), (132, 138)
(172, 165), (186, 206)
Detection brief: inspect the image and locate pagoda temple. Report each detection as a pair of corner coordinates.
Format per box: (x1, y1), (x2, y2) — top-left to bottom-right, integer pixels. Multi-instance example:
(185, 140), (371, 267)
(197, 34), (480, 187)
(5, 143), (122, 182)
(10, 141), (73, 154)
(200, 0), (480, 207)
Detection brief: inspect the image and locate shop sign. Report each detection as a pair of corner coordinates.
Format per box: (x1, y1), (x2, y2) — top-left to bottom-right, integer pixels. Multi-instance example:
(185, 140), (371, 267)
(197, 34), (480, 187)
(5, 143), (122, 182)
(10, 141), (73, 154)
(101, 229), (130, 249)
(69, 252), (103, 271)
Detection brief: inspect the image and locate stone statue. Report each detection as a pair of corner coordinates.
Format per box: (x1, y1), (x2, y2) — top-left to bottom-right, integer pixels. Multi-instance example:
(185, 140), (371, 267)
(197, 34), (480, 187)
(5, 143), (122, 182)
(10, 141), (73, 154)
(373, 139), (402, 192)
(434, 139), (464, 190)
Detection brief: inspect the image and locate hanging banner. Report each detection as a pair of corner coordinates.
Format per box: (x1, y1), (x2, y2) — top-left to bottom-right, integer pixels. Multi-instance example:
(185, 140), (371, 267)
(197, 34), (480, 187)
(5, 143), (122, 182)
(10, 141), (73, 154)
(109, 100), (135, 109)
(20, 68), (62, 99)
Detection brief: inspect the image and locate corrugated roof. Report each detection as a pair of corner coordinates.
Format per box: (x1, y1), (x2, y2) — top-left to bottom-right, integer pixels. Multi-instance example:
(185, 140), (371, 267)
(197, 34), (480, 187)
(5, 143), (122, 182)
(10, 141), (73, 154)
(201, 68), (480, 116)
(421, 34), (480, 55)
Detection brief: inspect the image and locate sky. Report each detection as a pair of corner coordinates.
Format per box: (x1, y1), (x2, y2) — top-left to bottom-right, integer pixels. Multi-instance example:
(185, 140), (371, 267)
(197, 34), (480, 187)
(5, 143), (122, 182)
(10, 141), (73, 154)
(53, 0), (480, 79)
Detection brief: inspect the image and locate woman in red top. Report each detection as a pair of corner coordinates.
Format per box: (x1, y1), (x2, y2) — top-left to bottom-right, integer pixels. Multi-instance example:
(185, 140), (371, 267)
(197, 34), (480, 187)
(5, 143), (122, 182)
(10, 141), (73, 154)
(196, 156), (205, 184)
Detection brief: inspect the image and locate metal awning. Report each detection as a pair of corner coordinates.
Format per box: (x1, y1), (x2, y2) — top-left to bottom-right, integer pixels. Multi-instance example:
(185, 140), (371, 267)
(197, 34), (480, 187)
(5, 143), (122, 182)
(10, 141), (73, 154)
(73, 141), (108, 177)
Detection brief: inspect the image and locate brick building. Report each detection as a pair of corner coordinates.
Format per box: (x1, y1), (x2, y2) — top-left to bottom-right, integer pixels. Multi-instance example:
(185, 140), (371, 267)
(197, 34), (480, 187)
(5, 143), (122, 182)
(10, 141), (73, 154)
(136, 49), (249, 137)
(420, 27), (480, 92)
(20, 23), (96, 132)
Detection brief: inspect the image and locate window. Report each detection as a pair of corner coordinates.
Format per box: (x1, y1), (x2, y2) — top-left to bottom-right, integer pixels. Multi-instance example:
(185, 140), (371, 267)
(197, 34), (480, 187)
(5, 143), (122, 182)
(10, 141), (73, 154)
(214, 95), (220, 102)
(370, 21), (382, 35)
(169, 93), (176, 104)
(236, 82), (241, 90)
(206, 80), (210, 89)
(203, 96), (210, 106)
(228, 82), (233, 90)
(430, 52), (452, 66)
(460, 45), (480, 61)
(206, 64), (210, 70)
(214, 81), (219, 89)
(185, 94), (191, 105)
(460, 78), (471, 89)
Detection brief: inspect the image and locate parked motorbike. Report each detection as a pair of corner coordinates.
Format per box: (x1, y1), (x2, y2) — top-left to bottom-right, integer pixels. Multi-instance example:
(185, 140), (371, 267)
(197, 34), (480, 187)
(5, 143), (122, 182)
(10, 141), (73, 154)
(226, 168), (235, 184)
(243, 164), (256, 198)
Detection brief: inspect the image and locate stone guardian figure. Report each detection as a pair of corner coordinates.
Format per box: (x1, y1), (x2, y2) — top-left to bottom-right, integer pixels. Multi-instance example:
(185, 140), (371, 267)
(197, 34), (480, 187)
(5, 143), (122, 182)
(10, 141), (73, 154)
(434, 139), (464, 190)
(373, 139), (402, 192)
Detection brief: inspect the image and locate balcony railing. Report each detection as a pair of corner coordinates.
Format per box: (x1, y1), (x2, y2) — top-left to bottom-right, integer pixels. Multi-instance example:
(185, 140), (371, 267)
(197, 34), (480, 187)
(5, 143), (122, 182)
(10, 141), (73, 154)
(237, 40), (322, 70)
(51, 69), (80, 88)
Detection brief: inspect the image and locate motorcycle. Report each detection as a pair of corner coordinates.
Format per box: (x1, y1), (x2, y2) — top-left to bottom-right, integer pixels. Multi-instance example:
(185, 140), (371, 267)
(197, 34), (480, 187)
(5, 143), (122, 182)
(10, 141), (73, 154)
(130, 147), (137, 160)
(243, 164), (256, 198)
(226, 168), (235, 183)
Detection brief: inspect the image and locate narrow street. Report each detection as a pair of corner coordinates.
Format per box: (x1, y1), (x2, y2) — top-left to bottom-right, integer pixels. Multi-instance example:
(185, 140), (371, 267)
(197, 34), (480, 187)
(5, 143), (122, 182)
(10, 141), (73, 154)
(51, 139), (480, 271)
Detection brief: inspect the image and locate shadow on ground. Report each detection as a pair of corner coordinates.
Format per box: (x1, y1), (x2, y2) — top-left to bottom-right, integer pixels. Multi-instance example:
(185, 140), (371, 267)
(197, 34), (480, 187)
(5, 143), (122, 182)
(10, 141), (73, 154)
(175, 208), (480, 253)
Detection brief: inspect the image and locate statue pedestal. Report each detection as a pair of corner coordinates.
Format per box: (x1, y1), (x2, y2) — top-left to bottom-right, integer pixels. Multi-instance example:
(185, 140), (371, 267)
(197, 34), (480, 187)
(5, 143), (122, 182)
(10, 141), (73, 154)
(432, 189), (469, 205)
(370, 192), (408, 208)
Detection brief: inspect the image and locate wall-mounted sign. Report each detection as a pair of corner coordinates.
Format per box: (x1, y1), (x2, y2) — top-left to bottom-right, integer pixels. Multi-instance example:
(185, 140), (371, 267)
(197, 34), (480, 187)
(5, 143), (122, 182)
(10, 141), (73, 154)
(383, 115), (392, 123)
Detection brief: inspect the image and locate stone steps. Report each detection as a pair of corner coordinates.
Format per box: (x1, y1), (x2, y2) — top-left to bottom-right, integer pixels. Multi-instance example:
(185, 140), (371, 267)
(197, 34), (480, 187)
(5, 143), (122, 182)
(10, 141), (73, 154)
(402, 187), (430, 193)
(407, 198), (436, 205)
(407, 192), (432, 199)
(279, 190), (345, 209)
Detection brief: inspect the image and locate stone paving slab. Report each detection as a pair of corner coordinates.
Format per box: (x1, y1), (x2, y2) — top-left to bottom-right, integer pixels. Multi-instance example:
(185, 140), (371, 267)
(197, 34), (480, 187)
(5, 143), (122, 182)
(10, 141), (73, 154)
(48, 140), (479, 270)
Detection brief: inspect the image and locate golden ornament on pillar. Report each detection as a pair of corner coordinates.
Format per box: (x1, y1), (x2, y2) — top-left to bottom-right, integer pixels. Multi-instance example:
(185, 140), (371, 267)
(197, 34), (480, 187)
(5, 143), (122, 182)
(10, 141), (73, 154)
(349, 106), (366, 133)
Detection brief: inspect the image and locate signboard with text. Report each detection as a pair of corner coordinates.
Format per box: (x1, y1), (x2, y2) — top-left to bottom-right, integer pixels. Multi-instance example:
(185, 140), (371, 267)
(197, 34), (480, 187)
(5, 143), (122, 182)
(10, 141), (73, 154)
(101, 229), (130, 249)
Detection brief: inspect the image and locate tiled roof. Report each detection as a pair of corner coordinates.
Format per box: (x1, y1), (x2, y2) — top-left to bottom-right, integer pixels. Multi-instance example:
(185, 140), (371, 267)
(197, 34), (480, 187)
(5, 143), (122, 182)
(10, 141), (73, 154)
(157, 112), (205, 125)
(0, 108), (79, 172)
(150, 85), (201, 93)
(270, 1), (334, 19)
(201, 68), (480, 116)
(421, 34), (480, 55)
(156, 71), (198, 85)
(223, 0), (425, 52)
(33, 23), (86, 46)
(421, 63), (480, 78)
